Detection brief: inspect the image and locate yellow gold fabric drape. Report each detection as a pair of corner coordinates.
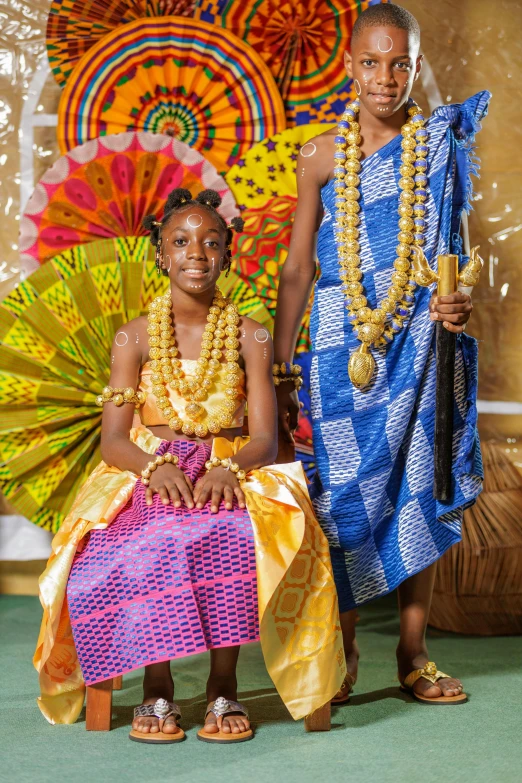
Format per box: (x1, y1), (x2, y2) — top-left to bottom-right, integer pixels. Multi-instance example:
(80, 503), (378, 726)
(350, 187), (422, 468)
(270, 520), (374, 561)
(34, 428), (345, 724)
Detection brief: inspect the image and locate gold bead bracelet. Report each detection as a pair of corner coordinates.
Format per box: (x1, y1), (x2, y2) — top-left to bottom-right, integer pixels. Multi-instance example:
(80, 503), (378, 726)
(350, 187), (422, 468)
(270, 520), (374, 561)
(96, 386), (146, 408)
(273, 375), (304, 391)
(272, 362), (303, 390)
(141, 452), (179, 486)
(272, 362), (302, 378)
(204, 456), (247, 482)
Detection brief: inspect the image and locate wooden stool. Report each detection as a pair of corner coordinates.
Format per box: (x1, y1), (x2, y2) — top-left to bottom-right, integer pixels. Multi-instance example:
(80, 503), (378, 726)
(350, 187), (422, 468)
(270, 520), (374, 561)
(85, 677), (331, 732)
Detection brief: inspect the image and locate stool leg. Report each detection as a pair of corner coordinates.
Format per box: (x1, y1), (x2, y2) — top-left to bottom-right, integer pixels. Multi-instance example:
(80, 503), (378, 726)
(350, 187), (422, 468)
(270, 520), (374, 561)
(304, 701), (331, 732)
(86, 678), (113, 731)
(112, 675), (123, 691)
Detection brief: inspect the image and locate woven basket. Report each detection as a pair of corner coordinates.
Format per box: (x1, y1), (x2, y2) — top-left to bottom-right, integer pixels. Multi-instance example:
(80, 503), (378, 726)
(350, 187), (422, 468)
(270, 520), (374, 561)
(430, 441), (522, 635)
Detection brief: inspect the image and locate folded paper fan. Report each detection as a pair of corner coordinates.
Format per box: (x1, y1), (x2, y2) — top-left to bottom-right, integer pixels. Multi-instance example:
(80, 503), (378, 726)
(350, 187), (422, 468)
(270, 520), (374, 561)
(230, 196), (313, 353)
(0, 237), (272, 531)
(218, 270), (273, 332)
(47, 0), (196, 88)
(57, 17), (286, 171)
(226, 124), (334, 210)
(195, 0), (385, 125)
(19, 133), (238, 275)
(231, 194), (312, 353)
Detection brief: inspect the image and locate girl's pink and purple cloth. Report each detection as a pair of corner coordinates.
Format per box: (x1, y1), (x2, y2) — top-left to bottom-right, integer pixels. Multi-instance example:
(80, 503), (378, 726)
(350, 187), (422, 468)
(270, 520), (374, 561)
(67, 438), (259, 685)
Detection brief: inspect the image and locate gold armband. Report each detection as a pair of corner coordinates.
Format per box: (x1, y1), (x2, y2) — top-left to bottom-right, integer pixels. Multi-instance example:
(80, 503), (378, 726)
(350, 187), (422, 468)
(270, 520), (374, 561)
(141, 452), (179, 486)
(95, 386), (146, 408)
(204, 456), (247, 482)
(272, 362), (303, 390)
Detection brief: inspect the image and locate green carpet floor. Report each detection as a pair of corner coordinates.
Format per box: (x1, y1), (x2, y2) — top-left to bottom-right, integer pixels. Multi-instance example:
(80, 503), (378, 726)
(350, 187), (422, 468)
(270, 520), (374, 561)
(1, 595), (521, 783)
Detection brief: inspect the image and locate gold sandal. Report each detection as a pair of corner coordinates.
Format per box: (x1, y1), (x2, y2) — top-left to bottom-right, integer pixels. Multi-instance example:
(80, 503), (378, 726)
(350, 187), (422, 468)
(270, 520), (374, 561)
(197, 697), (253, 743)
(129, 699), (186, 743)
(399, 661), (467, 705)
(331, 672), (356, 705)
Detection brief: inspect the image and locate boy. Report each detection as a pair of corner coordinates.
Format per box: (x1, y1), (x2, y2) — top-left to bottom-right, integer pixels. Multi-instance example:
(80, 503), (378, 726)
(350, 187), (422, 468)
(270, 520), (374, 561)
(274, 3), (489, 703)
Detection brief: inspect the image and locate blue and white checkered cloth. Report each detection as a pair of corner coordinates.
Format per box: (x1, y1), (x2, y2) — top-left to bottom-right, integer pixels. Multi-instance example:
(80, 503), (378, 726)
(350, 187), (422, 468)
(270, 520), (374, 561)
(309, 92), (490, 611)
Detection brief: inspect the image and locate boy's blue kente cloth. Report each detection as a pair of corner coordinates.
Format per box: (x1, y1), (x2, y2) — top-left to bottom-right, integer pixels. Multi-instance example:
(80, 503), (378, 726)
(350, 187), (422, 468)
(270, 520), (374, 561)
(309, 92), (491, 612)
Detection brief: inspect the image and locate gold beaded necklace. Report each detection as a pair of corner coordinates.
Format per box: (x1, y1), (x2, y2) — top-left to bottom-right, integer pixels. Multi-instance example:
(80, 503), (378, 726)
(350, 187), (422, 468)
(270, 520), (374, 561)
(147, 288), (242, 438)
(334, 100), (429, 388)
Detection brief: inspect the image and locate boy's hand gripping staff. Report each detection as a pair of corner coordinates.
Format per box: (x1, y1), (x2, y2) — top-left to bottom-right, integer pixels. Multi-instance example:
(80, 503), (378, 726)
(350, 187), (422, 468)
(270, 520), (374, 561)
(412, 247), (483, 502)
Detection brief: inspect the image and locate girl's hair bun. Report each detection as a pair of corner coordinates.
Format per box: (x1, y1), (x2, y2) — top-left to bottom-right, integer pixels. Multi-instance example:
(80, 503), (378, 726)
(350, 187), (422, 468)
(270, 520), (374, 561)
(230, 216), (245, 233)
(142, 213), (160, 246)
(195, 189), (222, 209)
(142, 214), (157, 231)
(165, 188), (193, 212)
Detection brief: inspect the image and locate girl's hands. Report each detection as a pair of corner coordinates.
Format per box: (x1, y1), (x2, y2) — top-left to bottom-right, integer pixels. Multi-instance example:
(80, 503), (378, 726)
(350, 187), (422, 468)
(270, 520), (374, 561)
(429, 292), (473, 334)
(145, 464), (194, 508)
(193, 467), (246, 514)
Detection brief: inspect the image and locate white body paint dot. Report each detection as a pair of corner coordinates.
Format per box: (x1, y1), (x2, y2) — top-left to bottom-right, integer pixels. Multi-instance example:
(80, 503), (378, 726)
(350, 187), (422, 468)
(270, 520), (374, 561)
(115, 332), (128, 347)
(377, 36), (393, 52)
(254, 328), (269, 343)
(187, 214), (203, 228)
(300, 142), (317, 158)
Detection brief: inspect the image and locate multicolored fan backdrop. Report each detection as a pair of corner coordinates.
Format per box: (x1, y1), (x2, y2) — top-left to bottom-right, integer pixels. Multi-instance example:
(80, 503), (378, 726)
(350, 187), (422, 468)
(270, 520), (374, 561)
(4, 0), (389, 528)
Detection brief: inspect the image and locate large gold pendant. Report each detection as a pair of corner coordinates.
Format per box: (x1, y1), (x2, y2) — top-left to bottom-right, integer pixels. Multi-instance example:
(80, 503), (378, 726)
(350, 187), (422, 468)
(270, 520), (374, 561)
(348, 343), (375, 388)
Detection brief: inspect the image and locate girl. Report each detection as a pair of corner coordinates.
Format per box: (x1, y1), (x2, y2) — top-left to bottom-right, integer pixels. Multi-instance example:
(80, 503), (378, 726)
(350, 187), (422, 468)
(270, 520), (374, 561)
(34, 188), (345, 743)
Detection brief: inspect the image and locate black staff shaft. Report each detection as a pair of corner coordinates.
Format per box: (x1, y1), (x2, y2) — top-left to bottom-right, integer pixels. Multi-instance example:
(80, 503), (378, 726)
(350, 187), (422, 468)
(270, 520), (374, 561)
(433, 254), (459, 502)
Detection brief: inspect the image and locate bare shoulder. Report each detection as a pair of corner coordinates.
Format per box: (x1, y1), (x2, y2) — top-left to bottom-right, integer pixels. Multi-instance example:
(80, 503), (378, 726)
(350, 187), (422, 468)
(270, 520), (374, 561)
(297, 126), (336, 189)
(113, 315), (147, 343)
(111, 315), (148, 366)
(240, 316), (272, 346)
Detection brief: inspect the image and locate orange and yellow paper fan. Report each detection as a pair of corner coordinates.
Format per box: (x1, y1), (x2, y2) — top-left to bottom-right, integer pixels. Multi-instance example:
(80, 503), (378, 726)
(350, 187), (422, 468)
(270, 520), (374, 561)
(57, 16), (286, 172)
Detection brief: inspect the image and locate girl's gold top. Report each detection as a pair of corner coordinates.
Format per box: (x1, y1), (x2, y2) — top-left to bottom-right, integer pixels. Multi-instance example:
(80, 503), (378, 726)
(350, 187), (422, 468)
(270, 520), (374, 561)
(138, 360), (246, 429)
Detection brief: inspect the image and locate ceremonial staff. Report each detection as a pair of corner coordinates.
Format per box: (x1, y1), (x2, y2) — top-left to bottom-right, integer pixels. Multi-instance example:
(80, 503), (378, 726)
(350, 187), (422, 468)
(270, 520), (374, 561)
(413, 247), (483, 501)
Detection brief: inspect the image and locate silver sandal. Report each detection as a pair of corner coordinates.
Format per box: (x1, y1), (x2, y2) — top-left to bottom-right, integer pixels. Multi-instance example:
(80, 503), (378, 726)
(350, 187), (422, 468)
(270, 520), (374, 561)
(197, 696), (253, 743)
(129, 698), (185, 743)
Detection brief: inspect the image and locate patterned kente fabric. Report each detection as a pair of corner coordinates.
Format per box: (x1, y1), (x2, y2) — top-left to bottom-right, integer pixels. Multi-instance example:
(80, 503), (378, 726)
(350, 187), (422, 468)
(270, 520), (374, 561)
(35, 427), (345, 724)
(309, 92), (491, 612)
(67, 439), (259, 685)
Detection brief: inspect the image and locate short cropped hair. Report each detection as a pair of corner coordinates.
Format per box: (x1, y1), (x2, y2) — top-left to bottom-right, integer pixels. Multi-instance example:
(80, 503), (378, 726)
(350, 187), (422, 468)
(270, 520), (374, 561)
(352, 3), (421, 46)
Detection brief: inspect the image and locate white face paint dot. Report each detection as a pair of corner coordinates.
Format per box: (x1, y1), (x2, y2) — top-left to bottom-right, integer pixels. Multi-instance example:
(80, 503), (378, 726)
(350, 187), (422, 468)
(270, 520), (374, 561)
(254, 328), (269, 343)
(354, 78), (362, 96)
(115, 332), (128, 347)
(300, 142), (317, 158)
(377, 36), (393, 53)
(187, 214), (203, 228)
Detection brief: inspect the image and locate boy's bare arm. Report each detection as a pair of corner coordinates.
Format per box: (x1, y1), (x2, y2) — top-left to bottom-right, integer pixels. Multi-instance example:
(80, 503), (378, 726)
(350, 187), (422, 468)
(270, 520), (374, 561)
(273, 133), (332, 364)
(272, 131), (333, 440)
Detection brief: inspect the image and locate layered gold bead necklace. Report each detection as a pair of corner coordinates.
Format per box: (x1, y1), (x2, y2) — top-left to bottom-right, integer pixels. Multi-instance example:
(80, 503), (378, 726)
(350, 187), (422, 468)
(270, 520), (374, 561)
(334, 100), (429, 388)
(147, 288), (241, 438)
